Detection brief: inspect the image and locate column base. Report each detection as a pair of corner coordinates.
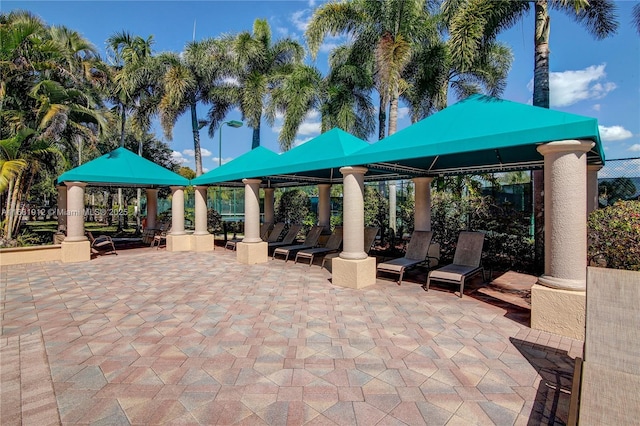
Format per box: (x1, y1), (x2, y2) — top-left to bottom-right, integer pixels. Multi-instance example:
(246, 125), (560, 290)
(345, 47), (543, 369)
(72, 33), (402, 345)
(332, 256), (377, 289)
(167, 234), (191, 252)
(191, 234), (214, 252)
(531, 283), (585, 340)
(61, 240), (90, 263)
(237, 241), (268, 264)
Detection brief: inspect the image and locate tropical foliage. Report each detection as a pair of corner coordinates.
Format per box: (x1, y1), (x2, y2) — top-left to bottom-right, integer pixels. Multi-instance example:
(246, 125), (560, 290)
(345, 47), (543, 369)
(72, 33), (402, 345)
(588, 201), (640, 271)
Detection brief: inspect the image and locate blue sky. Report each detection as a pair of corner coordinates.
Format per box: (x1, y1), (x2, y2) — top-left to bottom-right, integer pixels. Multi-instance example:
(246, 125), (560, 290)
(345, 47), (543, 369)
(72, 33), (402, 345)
(4, 1), (640, 176)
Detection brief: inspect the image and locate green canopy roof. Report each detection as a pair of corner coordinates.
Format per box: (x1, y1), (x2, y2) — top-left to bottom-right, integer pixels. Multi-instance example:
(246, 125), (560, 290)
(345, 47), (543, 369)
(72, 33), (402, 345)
(348, 94), (604, 176)
(190, 146), (280, 186)
(57, 147), (189, 187)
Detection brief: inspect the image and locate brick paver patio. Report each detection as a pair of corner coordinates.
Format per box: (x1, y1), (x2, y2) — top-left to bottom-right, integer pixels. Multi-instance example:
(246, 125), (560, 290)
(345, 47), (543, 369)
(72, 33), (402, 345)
(1, 249), (583, 425)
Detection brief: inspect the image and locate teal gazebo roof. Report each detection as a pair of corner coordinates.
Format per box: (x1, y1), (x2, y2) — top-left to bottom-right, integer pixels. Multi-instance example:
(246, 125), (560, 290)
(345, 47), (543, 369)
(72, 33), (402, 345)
(57, 147), (189, 187)
(348, 94), (604, 176)
(190, 146), (280, 186)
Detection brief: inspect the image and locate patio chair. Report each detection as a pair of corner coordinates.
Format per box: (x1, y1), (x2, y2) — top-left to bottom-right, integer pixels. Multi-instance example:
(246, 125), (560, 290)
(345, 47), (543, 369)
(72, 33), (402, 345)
(87, 231), (117, 256)
(268, 224), (303, 253)
(273, 225), (324, 262)
(225, 221), (274, 251)
(321, 226), (380, 269)
(423, 231), (485, 298)
(294, 226), (343, 266)
(151, 224), (171, 249)
(376, 230), (435, 285)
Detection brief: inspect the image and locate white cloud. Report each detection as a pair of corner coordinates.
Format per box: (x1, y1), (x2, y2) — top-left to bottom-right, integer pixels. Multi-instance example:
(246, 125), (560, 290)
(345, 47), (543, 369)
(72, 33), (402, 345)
(221, 77), (240, 86)
(293, 137), (313, 147)
(308, 0), (316, 6)
(592, 104), (601, 111)
(319, 42), (338, 53)
(171, 151), (188, 164)
(397, 107), (410, 120)
(545, 64), (616, 107)
(181, 148), (212, 158)
(599, 125), (633, 142)
(212, 157), (234, 166)
(291, 10), (311, 32)
(628, 144), (640, 152)
(202, 167), (210, 173)
(298, 121), (321, 136)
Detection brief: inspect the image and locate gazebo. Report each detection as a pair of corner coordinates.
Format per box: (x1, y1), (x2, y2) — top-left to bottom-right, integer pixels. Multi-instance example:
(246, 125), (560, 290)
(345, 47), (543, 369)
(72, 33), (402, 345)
(185, 95), (603, 340)
(56, 147), (189, 262)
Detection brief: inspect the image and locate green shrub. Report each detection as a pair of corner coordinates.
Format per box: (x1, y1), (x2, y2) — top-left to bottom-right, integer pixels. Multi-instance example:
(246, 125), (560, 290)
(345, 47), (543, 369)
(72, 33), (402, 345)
(275, 189), (311, 227)
(588, 200), (640, 271)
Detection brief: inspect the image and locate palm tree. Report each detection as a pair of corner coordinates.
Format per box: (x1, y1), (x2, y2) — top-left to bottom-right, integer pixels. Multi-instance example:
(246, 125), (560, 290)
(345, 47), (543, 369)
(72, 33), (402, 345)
(306, 0), (438, 138)
(207, 19), (305, 151)
(158, 38), (231, 175)
(1, 11), (108, 239)
(444, 0), (618, 109)
(444, 0), (618, 272)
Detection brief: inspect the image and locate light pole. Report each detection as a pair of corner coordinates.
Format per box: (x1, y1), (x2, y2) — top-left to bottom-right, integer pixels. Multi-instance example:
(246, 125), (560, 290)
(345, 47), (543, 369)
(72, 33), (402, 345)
(218, 120), (243, 166)
(217, 120), (243, 218)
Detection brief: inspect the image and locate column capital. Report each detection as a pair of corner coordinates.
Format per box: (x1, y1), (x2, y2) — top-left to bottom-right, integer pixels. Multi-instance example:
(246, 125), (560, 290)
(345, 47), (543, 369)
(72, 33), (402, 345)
(339, 166), (368, 176)
(170, 185), (185, 191)
(537, 139), (594, 156)
(264, 187), (275, 193)
(242, 178), (262, 185)
(64, 181), (87, 188)
(587, 164), (603, 172)
(412, 176), (434, 184)
(145, 188), (159, 193)
(194, 185), (209, 191)
(318, 183), (332, 189)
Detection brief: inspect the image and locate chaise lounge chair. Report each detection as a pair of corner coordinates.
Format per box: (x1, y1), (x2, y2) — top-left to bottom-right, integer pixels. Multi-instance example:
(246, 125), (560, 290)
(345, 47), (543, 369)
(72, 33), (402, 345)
(273, 225), (324, 262)
(376, 230), (435, 285)
(225, 221), (274, 251)
(151, 224), (171, 249)
(87, 231), (117, 256)
(423, 231), (485, 297)
(321, 226), (380, 269)
(294, 227), (343, 266)
(268, 224), (303, 253)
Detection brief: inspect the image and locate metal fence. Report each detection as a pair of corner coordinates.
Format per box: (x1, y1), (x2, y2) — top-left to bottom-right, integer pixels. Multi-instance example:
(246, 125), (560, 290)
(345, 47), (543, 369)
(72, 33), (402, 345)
(598, 157), (640, 205)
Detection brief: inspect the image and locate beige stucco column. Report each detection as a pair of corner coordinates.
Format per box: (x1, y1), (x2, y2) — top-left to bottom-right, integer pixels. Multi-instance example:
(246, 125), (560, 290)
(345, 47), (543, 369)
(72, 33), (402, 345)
(145, 188), (158, 230)
(318, 183), (332, 233)
(191, 186), (214, 251)
(61, 182), (90, 262)
(237, 179), (267, 264)
(167, 186), (190, 251)
(412, 177), (439, 266)
(333, 167), (376, 288)
(532, 139), (594, 340)
(389, 182), (397, 233)
(264, 187), (275, 225)
(413, 177), (433, 231)
(54, 185), (67, 244)
(587, 164), (602, 215)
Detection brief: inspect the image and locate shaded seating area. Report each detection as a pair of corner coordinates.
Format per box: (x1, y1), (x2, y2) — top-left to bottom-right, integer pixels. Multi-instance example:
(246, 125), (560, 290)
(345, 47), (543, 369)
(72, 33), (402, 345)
(423, 231), (485, 297)
(150, 223), (171, 249)
(376, 230), (436, 285)
(87, 231), (117, 256)
(294, 226), (343, 266)
(321, 226), (380, 269)
(273, 225), (324, 262)
(268, 224), (302, 253)
(225, 221), (273, 251)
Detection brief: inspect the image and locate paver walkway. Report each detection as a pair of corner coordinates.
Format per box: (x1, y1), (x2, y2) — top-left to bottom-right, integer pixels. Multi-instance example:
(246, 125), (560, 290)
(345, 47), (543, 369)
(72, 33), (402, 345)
(1, 249), (583, 425)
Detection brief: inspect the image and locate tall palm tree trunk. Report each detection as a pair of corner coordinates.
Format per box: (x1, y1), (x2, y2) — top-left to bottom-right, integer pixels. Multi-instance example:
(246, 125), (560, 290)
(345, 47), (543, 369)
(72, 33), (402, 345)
(532, 0), (551, 274)
(377, 97), (387, 141)
(117, 105), (126, 232)
(251, 124), (261, 150)
(388, 88), (400, 136)
(191, 102), (203, 176)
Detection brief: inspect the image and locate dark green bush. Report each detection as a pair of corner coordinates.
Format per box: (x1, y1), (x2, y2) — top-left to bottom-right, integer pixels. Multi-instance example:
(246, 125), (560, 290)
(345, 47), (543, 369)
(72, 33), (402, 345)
(588, 200), (640, 271)
(275, 189), (311, 228)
